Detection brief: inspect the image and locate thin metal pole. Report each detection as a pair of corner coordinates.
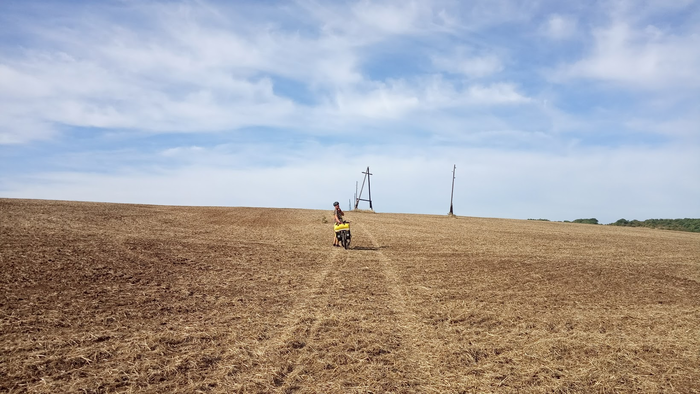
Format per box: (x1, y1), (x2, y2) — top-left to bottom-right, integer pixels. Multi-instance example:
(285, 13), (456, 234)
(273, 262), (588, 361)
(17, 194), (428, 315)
(367, 167), (373, 210)
(355, 181), (358, 210)
(355, 176), (366, 209)
(449, 164), (456, 215)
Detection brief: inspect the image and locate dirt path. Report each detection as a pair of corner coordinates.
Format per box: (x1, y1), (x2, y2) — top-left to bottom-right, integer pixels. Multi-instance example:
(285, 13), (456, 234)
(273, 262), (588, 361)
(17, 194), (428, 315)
(231, 220), (454, 392)
(234, 222), (438, 393)
(355, 222), (444, 392)
(232, 246), (344, 391)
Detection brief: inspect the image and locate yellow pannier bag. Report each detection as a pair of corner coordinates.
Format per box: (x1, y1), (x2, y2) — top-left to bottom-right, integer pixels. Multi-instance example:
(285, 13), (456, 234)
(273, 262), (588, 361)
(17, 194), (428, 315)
(334, 223), (350, 232)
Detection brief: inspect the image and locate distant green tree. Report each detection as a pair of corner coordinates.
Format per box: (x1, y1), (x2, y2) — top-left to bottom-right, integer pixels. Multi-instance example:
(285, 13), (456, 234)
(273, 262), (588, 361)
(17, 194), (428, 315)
(608, 218), (700, 233)
(572, 218), (599, 225)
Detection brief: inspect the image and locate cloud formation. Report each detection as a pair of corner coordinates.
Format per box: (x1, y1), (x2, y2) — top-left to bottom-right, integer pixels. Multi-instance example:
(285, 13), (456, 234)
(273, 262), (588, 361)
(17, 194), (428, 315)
(560, 22), (700, 89)
(541, 14), (578, 40)
(1, 0), (699, 222)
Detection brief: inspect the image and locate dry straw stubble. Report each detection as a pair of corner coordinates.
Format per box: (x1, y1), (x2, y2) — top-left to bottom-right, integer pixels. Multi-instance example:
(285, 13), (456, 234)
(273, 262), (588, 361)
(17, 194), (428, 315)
(1, 199), (699, 393)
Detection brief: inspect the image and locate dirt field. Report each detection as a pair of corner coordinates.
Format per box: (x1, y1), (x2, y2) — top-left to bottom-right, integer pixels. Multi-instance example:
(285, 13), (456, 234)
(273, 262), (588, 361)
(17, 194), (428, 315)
(1, 198), (699, 393)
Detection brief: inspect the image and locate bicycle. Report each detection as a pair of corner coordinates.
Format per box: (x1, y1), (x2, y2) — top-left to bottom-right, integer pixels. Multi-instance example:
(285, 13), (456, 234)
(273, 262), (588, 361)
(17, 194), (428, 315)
(334, 221), (351, 249)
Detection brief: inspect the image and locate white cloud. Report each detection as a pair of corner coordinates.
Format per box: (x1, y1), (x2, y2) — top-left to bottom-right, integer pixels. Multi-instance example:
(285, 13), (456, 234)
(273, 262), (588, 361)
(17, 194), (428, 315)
(464, 83), (531, 105)
(330, 84), (420, 119)
(0, 64), (51, 98)
(302, 0), (451, 39)
(0, 1), (373, 142)
(0, 45), (300, 137)
(603, 0), (697, 25)
(160, 146), (205, 157)
(432, 50), (503, 78)
(331, 77), (531, 116)
(0, 0), (546, 146)
(541, 14), (577, 40)
(436, 0), (536, 31)
(0, 117), (56, 144)
(350, 0), (421, 34)
(300, 78), (535, 137)
(625, 115), (700, 141)
(557, 22), (700, 89)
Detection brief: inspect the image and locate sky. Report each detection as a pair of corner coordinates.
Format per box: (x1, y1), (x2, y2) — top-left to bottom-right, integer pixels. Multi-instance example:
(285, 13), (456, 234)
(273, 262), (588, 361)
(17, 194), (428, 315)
(1, 0), (699, 223)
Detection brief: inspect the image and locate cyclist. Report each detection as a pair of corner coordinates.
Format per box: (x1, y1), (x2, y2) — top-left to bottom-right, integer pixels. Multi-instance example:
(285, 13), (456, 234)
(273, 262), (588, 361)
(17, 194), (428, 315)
(332, 201), (344, 247)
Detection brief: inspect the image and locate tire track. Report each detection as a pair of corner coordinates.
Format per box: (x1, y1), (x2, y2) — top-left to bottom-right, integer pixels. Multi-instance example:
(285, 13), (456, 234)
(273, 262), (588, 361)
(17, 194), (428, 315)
(354, 222), (442, 392)
(235, 247), (344, 391)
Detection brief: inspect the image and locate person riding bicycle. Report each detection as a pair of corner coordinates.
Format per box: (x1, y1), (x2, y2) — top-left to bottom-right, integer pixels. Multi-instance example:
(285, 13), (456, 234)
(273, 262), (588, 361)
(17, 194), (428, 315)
(332, 201), (344, 247)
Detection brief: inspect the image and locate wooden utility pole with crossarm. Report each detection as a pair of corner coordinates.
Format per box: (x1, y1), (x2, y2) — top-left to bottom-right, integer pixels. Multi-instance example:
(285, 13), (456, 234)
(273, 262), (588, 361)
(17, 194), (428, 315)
(354, 166), (373, 210)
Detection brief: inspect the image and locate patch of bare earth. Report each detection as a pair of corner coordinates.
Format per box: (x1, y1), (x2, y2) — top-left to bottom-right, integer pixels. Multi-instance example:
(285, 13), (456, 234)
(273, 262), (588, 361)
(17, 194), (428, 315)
(1, 199), (699, 393)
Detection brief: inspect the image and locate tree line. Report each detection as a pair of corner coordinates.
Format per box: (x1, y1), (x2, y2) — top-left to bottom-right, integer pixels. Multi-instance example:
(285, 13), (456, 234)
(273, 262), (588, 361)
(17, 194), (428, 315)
(609, 218), (700, 233)
(527, 218), (700, 233)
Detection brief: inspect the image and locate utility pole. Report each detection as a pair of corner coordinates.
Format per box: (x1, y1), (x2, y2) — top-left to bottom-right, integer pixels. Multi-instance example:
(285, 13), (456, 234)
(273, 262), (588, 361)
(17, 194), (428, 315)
(366, 167), (373, 210)
(355, 166), (374, 210)
(449, 164), (456, 215)
(354, 181), (358, 210)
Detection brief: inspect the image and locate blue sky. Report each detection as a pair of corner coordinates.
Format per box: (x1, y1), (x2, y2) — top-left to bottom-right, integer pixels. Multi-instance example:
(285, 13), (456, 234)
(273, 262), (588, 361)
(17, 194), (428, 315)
(1, 0), (699, 223)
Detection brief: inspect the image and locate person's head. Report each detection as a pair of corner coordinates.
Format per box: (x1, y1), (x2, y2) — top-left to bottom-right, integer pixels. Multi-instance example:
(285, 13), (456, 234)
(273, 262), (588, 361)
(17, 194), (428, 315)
(333, 201), (339, 208)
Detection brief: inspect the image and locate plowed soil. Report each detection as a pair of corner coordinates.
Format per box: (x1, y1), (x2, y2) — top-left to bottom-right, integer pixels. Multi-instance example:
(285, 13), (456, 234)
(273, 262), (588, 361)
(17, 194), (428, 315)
(1, 199), (699, 393)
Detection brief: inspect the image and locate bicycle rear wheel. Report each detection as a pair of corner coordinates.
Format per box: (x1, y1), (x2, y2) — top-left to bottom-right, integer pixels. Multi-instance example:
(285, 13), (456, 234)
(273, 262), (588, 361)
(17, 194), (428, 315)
(341, 231), (349, 249)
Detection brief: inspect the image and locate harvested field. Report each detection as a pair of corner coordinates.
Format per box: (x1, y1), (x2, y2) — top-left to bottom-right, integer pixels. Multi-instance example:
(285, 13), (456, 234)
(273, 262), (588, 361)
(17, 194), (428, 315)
(1, 198), (699, 393)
